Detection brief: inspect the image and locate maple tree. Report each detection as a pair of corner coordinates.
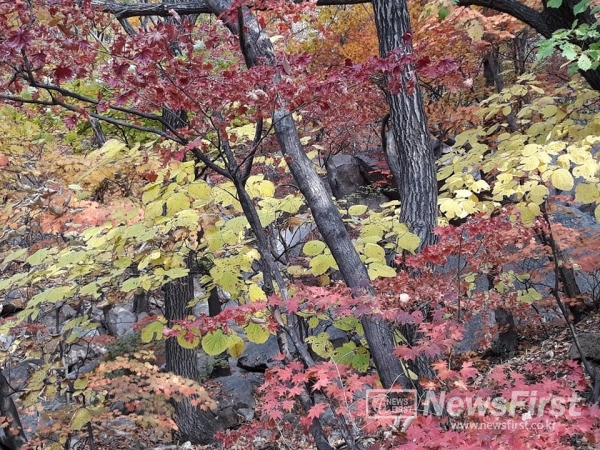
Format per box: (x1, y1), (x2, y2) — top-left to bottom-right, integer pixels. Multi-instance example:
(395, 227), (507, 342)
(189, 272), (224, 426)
(0, 0), (600, 449)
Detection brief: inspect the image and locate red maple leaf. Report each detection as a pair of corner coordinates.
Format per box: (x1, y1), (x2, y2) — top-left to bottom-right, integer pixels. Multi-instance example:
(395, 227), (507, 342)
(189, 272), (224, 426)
(52, 66), (75, 84)
(6, 28), (32, 51)
(306, 402), (327, 421)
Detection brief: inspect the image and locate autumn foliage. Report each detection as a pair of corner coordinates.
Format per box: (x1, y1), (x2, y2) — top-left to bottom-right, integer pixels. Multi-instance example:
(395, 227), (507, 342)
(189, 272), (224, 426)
(0, 0), (599, 449)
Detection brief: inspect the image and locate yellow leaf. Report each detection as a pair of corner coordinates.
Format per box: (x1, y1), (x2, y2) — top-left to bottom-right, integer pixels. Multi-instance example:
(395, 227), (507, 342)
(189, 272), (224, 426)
(550, 168), (574, 191)
(595, 204), (600, 222)
(309, 253), (337, 276)
(145, 200), (164, 220)
(166, 192), (190, 215)
(437, 165), (454, 180)
(348, 204), (368, 216)
(556, 154), (571, 169)
(363, 243), (385, 260)
(397, 231), (420, 253)
(368, 263), (396, 279)
(439, 198), (463, 219)
(573, 162), (599, 180)
(465, 19), (483, 41)
(201, 330), (227, 355)
(303, 240), (326, 256)
(188, 181), (212, 201)
(246, 175), (275, 198)
(528, 184), (549, 204)
(453, 189), (473, 198)
(248, 283), (267, 302)
(541, 105), (557, 118)
(546, 141), (566, 153)
(228, 334), (245, 358)
(575, 183), (600, 204)
(70, 408), (91, 431)
(245, 322), (270, 344)
(519, 155), (540, 171)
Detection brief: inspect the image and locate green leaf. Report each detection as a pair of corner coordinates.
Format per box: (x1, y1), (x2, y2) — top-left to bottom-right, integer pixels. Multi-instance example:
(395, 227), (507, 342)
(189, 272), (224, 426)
(30, 286), (74, 306)
(363, 243), (385, 261)
(547, 0), (562, 7)
(277, 195), (304, 214)
(201, 330), (228, 355)
(163, 267), (189, 280)
(305, 332), (333, 358)
(73, 377), (88, 391)
(561, 42), (578, 61)
(574, 0), (590, 15)
(141, 320), (164, 343)
(121, 277), (140, 293)
(333, 317), (360, 332)
(518, 288), (543, 304)
(438, 6), (450, 20)
(578, 53), (593, 71)
(245, 322), (270, 344)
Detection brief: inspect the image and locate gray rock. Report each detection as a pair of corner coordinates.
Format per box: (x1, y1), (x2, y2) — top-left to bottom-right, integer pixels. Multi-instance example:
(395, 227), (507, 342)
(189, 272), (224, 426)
(237, 335), (280, 372)
(106, 307), (136, 337)
(215, 375), (259, 429)
(569, 333), (600, 361)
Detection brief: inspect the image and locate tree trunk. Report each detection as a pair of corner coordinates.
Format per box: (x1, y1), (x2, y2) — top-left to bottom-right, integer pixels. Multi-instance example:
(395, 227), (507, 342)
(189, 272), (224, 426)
(0, 372), (26, 450)
(483, 47), (518, 132)
(162, 255), (222, 445)
(371, 0), (438, 249)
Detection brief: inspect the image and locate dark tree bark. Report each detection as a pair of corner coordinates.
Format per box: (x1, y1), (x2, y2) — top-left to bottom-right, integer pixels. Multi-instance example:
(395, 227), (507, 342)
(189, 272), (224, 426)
(371, 0), (438, 250)
(162, 255), (222, 445)
(456, 0), (600, 90)
(0, 373), (26, 450)
(483, 47), (518, 132)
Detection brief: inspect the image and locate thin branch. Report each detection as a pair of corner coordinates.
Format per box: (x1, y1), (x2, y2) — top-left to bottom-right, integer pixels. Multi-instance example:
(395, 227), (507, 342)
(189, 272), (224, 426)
(0, 93), (178, 140)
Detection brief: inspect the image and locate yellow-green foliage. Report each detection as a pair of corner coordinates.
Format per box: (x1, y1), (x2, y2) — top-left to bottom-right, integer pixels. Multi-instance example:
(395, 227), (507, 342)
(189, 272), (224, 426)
(438, 75), (600, 224)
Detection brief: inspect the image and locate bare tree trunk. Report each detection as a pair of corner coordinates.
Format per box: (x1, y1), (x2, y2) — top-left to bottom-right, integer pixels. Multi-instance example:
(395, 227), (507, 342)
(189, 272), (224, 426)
(483, 47), (518, 132)
(0, 372), (26, 450)
(371, 0), (438, 249)
(163, 255), (222, 445)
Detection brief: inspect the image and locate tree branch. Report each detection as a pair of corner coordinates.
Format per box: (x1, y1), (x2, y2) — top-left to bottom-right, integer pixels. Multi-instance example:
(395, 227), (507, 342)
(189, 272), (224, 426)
(93, 0), (370, 20)
(455, 0), (552, 37)
(0, 93), (183, 141)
